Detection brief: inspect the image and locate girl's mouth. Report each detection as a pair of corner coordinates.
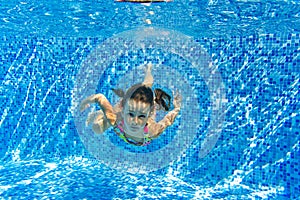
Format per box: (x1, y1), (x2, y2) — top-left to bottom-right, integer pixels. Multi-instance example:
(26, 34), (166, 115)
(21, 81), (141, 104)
(130, 126), (140, 130)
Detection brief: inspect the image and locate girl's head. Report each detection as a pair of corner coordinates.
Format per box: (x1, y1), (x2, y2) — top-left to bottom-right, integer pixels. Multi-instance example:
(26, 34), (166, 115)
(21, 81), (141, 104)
(112, 83), (171, 133)
(116, 84), (154, 133)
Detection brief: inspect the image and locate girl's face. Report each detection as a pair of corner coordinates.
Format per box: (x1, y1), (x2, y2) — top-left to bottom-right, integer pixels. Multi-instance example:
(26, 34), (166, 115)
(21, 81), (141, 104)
(122, 99), (151, 134)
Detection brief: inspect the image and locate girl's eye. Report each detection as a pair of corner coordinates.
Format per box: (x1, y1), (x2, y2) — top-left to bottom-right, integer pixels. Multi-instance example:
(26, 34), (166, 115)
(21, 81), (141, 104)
(129, 113), (134, 117)
(139, 115), (146, 119)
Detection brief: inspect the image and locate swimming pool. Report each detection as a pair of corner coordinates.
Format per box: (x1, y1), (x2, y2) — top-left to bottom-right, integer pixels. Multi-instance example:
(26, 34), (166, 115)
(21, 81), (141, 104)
(0, 0), (299, 199)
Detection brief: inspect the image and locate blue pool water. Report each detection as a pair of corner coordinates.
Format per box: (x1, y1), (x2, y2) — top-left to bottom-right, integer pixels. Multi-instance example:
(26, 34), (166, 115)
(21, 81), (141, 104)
(0, 0), (299, 199)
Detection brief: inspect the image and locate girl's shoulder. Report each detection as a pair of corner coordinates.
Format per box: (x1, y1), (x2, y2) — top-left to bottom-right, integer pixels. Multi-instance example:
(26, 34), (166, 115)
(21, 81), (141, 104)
(146, 118), (164, 139)
(113, 99), (123, 113)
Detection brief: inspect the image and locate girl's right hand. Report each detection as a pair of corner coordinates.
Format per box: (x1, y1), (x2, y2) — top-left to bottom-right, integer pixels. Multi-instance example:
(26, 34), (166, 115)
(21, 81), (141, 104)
(79, 94), (98, 112)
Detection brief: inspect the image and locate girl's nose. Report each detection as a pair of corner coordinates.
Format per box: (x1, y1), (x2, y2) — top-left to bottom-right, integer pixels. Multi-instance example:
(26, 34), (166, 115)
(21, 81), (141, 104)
(133, 117), (139, 124)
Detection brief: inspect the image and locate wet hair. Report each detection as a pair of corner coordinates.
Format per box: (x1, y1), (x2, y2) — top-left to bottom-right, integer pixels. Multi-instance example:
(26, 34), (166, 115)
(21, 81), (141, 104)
(112, 83), (154, 107)
(112, 83), (171, 111)
(154, 88), (171, 111)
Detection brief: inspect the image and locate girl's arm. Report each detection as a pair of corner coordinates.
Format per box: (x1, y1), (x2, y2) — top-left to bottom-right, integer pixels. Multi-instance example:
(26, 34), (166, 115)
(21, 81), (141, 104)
(149, 92), (182, 138)
(80, 94), (117, 127)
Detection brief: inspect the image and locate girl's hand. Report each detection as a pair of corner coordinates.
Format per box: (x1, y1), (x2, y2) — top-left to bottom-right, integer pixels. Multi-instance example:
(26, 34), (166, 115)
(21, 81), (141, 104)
(173, 91), (182, 109)
(79, 94), (98, 112)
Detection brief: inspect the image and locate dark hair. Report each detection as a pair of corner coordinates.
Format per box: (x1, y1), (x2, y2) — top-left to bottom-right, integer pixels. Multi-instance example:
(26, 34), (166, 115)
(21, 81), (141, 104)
(112, 83), (154, 107)
(154, 88), (171, 111)
(112, 83), (171, 111)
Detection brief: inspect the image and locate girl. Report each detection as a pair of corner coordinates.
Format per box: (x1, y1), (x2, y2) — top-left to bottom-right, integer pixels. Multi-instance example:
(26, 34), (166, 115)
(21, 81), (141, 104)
(79, 64), (181, 146)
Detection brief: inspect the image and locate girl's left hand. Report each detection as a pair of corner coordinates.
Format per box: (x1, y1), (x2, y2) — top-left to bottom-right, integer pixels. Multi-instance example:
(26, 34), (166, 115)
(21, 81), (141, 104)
(173, 91), (182, 109)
